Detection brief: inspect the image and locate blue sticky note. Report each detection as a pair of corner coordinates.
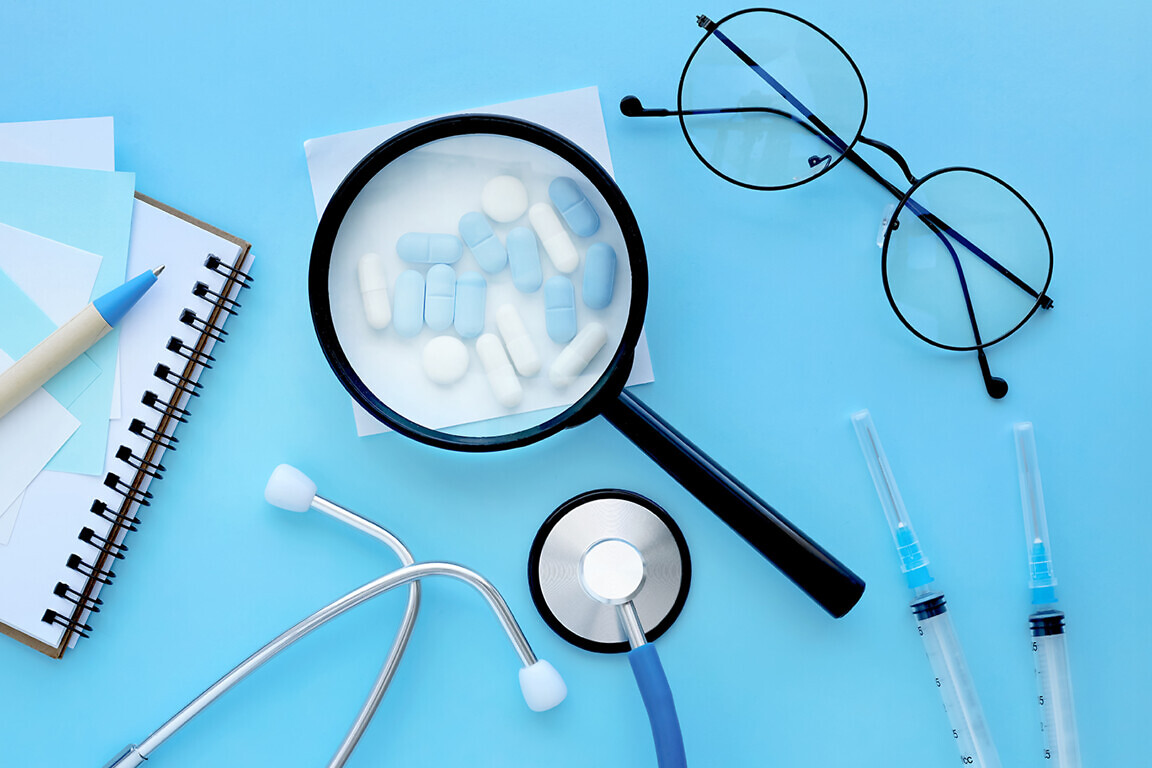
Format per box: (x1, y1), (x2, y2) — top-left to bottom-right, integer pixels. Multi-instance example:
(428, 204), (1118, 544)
(0, 161), (135, 475)
(0, 272), (102, 408)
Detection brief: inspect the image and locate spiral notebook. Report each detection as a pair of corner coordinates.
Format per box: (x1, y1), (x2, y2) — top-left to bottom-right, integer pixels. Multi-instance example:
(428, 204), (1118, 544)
(0, 193), (252, 658)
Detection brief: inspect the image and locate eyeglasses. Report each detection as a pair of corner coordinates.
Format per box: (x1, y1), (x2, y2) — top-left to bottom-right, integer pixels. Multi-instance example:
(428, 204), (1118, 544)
(621, 8), (1054, 399)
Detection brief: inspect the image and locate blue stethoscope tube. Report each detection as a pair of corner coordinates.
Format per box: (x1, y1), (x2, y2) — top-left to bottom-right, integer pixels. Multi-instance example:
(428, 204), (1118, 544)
(629, 642), (688, 768)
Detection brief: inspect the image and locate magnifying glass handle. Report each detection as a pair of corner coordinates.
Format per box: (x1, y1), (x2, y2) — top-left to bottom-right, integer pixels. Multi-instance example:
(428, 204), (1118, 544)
(603, 389), (865, 618)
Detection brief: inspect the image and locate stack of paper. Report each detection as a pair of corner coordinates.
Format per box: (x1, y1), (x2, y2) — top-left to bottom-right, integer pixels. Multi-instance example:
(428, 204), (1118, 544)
(0, 117), (135, 546)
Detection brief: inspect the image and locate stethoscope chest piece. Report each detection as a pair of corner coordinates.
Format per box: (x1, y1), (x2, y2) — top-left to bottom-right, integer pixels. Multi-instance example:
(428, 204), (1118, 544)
(528, 490), (691, 653)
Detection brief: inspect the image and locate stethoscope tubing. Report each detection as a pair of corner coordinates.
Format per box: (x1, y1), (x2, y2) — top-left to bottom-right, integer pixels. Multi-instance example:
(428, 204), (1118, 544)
(629, 643), (688, 768)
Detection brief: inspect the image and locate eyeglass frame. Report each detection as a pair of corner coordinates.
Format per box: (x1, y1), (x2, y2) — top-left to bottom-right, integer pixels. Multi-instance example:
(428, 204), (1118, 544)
(620, 7), (1054, 399)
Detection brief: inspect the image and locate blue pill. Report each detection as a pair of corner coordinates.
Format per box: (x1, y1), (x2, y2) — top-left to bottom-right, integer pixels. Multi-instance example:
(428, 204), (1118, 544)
(454, 271), (487, 339)
(424, 264), (456, 331)
(459, 212), (508, 273)
(506, 227), (542, 293)
(548, 177), (600, 238)
(396, 232), (462, 264)
(582, 243), (617, 310)
(544, 275), (577, 344)
(392, 270), (425, 337)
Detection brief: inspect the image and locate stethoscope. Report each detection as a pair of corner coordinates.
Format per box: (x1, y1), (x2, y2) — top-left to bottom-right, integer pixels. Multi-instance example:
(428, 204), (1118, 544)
(101, 464), (567, 768)
(529, 490), (692, 768)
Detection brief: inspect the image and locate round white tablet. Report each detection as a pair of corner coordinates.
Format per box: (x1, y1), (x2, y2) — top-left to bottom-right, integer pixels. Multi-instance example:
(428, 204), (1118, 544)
(422, 336), (469, 385)
(481, 175), (529, 223)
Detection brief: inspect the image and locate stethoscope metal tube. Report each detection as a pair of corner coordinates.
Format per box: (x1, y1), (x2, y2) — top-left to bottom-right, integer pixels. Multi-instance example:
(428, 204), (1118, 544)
(102, 465), (564, 768)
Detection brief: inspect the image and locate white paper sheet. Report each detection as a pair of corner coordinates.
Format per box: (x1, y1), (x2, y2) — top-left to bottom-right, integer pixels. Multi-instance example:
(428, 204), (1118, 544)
(0, 117), (114, 172)
(0, 351), (81, 541)
(0, 222), (103, 325)
(305, 87), (655, 438)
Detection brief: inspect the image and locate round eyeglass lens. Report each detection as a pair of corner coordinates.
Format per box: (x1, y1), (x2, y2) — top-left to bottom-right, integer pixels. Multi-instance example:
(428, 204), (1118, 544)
(882, 169), (1052, 351)
(678, 9), (867, 190)
(324, 131), (638, 441)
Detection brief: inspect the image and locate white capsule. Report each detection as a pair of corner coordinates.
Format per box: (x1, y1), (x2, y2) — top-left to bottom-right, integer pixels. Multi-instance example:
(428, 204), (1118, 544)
(495, 304), (541, 377)
(550, 322), (608, 388)
(529, 202), (578, 273)
(476, 333), (523, 407)
(357, 252), (391, 329)
(422, 336), (469, 385)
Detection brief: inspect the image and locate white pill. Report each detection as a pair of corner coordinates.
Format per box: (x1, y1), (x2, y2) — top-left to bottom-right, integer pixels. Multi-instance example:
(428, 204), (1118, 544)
(495, 304), (541, 377)
(422, 336), (469, 385)
(550, 322), (608, 388)
(529, 202), (579, 273)
(357, 252), (391, 329)
(476, 333), (523, 407)
(481, 175), (529, 223)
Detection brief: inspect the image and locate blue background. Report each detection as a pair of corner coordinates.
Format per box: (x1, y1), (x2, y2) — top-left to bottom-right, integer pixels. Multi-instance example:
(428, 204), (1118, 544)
(2, 1), (1148, 766)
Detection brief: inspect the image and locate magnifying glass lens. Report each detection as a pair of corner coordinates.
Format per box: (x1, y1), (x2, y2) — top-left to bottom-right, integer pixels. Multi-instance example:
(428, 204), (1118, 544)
(325, 130), (637, 443)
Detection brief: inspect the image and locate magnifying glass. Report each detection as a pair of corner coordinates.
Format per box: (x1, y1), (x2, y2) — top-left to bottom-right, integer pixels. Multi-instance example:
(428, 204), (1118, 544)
(309, 114), (864, 617)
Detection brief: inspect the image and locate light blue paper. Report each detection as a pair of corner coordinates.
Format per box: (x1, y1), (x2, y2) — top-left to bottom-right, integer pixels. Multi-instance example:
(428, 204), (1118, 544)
(0, 161), (134, 475)
(0, 273), (102, 407)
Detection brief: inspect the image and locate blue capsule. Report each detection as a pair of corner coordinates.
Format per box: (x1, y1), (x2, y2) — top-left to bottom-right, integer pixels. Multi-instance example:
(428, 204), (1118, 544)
(548, 177), (599, 237)
(544, 275), (577, 344)
(396, 232), (462, 264)
(392, 270), (425, 338)
(454, 271), (487, 339)
(424, 264), (456, 332)
(506, 227), (542, 293)
(582, 243), (617, 309)
(459, 211), (508, 273)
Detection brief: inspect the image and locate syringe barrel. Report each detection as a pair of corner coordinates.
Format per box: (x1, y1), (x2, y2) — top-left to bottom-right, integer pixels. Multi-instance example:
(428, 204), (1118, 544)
(911, 594), (1002, 768)
(1031, 611), (1082, 768)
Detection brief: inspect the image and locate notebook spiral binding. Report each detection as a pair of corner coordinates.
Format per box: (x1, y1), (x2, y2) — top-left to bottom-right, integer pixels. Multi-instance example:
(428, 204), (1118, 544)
(42, 254), (253, 643)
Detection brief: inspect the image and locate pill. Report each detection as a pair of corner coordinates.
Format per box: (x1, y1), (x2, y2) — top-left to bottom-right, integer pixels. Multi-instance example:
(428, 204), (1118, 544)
(396, 232), (462, 264)
(357, 252), (391, 329)
(506, 227), (542, 293)
(582, 243), (617, 310)
(529, 203), (579, 273)
(481, 175), (529, 223)
(424, 264), (456, 331)
(392, 270), (425, 338)
(454, 271), (486, 339)
(459, 212), (507, 273)
(544, 275), (577, 344)
(550, 322), (608, 388)
(476, 333), (523, 408)
(548, 177), (600, 237)
(422, 336), (469, 385)
(495, 304), (541, 377)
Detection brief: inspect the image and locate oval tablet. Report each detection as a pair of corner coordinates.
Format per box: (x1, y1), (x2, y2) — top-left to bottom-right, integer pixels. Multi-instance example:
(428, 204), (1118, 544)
(392, 270), (425, 338)
(529, 203), (578, 273)
(476, 333), (523, 408)
(550, 322), (608, 388)
(357, 252), (391, 329)
(549, 177), (600, 237)
(424, 264), (456, 332)
(454, 271), (486, 339)
(422, 336), (469, 385)
(506, 227), (542, 293)
(459, 212), (507, 273)
(582, 243), (617, 310)
(396, 232), (462, 264)
(544, 275), (577, 344)
(495, 304), (541, 377)
(481, 175), (529, 223)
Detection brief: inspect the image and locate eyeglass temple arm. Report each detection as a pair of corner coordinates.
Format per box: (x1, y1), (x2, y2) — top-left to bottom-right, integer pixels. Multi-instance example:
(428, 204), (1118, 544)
(926, 219), (1009, 398)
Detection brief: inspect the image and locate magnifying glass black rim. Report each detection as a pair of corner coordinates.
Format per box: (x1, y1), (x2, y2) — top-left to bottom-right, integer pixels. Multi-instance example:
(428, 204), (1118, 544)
(309, 114), (649, 452)
(527, 489), (692, 655)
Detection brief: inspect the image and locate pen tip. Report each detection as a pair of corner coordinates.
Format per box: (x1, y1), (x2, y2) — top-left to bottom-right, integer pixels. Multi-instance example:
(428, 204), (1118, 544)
(153, 265), (165, 277)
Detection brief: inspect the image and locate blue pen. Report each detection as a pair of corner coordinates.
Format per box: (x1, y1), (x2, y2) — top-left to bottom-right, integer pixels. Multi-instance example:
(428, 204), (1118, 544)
(0, 266), (163, 419)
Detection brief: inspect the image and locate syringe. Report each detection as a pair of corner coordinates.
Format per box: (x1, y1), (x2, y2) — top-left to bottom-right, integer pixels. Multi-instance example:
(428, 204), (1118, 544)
(852, 410), (1002, 768)
(1014, 422), (1082, 767)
